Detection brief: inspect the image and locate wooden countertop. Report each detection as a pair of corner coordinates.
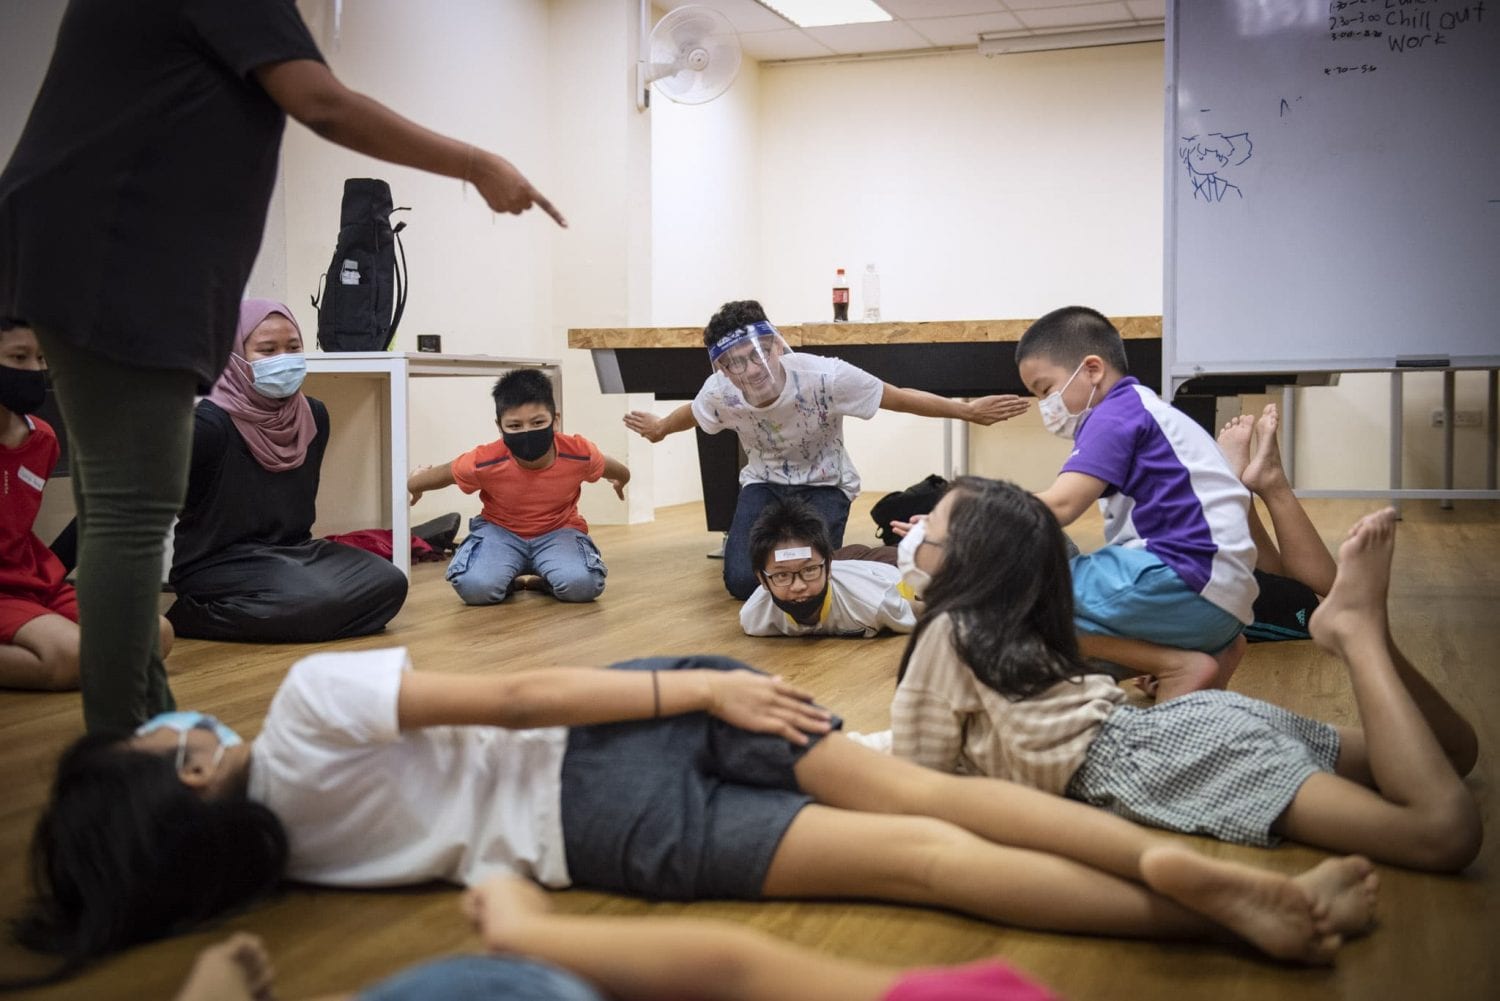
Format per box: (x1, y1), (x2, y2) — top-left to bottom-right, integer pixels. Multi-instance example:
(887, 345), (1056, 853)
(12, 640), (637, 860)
(568, 316), (1162, 350)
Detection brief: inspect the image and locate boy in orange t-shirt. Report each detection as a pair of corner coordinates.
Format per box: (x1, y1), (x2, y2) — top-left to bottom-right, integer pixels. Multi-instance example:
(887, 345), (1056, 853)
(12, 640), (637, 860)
(407, 368), (630, 605)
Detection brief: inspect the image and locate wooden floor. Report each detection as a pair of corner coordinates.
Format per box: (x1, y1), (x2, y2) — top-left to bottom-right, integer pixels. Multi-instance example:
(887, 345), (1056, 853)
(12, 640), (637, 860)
(1, 497), (1497, 1000)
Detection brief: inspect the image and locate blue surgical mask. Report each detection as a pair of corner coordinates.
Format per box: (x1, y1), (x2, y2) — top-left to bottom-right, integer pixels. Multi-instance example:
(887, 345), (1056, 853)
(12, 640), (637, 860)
(135, 711), (243, 774)
(249, 352), (307, 399)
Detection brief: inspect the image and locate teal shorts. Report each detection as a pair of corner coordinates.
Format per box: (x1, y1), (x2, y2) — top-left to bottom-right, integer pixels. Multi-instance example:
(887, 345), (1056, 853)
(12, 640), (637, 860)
(1070, 546), (1243, 653)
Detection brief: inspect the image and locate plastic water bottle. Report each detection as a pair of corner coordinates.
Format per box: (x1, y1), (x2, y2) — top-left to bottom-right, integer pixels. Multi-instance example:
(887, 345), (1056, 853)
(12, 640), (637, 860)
(862, 263), (881, 322)
(832, 268), (850, 322)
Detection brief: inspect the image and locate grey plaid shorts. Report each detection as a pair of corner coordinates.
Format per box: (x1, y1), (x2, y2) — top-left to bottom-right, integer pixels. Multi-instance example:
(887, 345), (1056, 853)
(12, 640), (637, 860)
(1066, 690), (1340, 847)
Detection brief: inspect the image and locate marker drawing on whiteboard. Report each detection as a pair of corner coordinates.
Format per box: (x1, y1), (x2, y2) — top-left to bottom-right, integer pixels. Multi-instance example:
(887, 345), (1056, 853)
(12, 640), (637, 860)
(1180, 132), (1253, 202)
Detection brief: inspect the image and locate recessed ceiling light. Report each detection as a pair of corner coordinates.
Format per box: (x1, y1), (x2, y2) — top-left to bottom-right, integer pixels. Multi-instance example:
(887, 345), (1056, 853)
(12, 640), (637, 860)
(756, 1), (892, 29)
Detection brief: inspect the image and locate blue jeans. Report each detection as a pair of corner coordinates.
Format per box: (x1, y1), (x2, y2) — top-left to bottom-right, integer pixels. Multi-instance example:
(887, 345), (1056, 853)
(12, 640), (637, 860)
(446, 517), (607, 605)
(723, 483), (851, 600)
(359, 956), (604, 1001)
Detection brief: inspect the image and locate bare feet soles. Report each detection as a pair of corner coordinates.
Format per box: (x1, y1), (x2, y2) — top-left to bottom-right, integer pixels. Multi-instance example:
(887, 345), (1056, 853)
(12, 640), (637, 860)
(1218, 414), (1255, 479)
(1145, 635), (1246, 702)
(1307, 509), (1397, 655)
(1292, 855), (1380, 938)
(1139, 845), (1344, 965)
(1241, 404), (1290, 496)
(174, 932), (276, 1001)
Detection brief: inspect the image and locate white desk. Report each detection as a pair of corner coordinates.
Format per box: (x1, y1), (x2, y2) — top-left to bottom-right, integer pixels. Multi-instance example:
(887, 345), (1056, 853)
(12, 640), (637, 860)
(303, 352), (563, 576)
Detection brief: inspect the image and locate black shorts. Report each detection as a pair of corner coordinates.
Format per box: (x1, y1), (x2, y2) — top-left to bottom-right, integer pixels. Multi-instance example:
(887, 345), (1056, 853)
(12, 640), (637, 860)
(560, 656), (839, 900)
(1246, 569), (1320, 642)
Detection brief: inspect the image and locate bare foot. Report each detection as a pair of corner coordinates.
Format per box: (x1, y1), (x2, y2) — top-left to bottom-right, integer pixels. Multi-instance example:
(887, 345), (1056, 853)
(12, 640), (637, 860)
(1151, 637), (1243, 702)
(1217, 413), (1256, 479)
(1242, 404), (1290, 496)
(1307, 509), (1397, 656)
(1140, 845), (1341, 965)
(174, 933), (276, 1001)
(1292, 856), (1379, 938)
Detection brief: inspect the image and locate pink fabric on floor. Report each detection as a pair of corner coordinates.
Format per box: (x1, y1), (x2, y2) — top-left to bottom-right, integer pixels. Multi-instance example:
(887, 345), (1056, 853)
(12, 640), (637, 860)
(325, 530), (438, 562)
(883, 960), (1060, 1001)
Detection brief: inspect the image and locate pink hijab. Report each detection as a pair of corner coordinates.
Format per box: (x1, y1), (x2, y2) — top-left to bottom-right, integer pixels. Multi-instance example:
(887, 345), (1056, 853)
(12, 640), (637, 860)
(206, 299), (317, 472)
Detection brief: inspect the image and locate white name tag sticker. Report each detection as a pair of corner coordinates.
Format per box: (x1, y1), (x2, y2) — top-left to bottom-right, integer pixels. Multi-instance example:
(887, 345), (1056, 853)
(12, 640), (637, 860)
(774, 546), (811, 561)
(17, 465), (45, 491)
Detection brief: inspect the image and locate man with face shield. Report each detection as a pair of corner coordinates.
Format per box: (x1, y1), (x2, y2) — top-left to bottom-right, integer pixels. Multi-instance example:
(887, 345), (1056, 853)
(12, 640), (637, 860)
(625, 301), (1030, 599)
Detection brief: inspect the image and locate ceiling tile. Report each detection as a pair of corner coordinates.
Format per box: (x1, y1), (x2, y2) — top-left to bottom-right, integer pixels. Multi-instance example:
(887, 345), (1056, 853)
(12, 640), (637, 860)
(1014, 2), (1135, 30)
(736, 27), (838, 60)
(877, 0), (1008, 16)
(799, 19), (933, 54)
(1002, 0), (1116, 9)
(677, 0), (797, 34)
(907, 12), (1025, 46)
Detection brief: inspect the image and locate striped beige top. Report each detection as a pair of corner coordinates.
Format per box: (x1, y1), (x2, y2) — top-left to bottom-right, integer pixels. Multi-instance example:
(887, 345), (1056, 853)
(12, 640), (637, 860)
(891, 613), (1126, 794)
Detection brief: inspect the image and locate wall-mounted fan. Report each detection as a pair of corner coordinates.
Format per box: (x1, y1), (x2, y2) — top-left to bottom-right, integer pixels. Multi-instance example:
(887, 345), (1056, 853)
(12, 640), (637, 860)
(638, 5), (742, 109)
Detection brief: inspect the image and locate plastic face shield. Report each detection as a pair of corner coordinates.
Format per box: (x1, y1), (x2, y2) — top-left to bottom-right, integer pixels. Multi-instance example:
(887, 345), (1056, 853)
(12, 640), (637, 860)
(707, 321), (791, 405)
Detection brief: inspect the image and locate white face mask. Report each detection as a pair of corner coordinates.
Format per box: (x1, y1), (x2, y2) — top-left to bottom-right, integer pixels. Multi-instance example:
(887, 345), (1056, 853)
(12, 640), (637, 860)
(1038, 361), (1096, 439)
(896, 519), (933, 598)
(249, 352), (307, 399)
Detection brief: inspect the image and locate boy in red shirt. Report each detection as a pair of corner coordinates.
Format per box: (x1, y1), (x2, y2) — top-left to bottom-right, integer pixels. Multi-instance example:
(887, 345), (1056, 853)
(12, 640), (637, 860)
(408, 368), (629, 605)
(1, 321), (172, 689)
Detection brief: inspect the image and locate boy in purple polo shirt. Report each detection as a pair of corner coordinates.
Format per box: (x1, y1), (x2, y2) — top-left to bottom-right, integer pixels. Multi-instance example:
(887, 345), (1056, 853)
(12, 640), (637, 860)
(1016, 306), (1257, 702)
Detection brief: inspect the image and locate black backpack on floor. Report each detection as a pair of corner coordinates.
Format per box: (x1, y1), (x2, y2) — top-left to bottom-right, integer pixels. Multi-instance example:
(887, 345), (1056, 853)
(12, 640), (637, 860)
(312, 178), (408, 351)
(869, 474), (949, 545)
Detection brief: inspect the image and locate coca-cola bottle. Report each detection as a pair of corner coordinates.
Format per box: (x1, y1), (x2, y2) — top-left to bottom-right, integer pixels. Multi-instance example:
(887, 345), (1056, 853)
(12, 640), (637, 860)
(832, 268), (850, 322)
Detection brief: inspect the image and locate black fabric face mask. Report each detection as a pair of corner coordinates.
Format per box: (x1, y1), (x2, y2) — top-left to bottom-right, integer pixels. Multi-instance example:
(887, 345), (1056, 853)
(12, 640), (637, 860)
(0, 366), (47, 415)
(770, 585), (829, 624)
(503, 425), (555, 462)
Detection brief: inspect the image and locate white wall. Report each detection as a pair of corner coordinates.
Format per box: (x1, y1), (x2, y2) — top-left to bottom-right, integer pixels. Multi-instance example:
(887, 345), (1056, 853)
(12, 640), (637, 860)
(269, 0), (665, 530)
(646, 43), (1167, 500)
(760, 44), (1165, 494)
(6, 3), (1489, 531)
(647, 36), (764, 507)
(651, 40), (1491, 497)
(0, 0), (66, 155)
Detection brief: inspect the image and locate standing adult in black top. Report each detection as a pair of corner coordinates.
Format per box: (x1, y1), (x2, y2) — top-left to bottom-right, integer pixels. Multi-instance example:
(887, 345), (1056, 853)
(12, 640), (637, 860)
(168, 299), (408, 643)
(0, 0), (564, 735)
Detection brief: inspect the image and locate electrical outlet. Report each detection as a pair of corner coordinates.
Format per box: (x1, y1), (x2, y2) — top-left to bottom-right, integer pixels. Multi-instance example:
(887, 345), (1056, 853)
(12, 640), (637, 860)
(1429, 409), (1484, 428)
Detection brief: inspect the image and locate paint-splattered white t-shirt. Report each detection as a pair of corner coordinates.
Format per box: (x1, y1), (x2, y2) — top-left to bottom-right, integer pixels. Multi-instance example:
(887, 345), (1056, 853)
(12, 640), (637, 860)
(692, 353), (884, 500)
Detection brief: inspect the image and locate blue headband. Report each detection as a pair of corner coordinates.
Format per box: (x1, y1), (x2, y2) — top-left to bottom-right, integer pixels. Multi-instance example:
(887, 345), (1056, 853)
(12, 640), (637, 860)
(708, 320), (781, 362)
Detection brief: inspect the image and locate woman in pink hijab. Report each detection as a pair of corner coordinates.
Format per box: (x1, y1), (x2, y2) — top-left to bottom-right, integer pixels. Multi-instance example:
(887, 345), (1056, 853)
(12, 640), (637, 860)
(165, 299), (406, 642)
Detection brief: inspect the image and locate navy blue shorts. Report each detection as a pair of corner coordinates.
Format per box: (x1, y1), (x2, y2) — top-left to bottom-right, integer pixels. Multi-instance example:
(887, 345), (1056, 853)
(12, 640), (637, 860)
(560, 656), (839, 900)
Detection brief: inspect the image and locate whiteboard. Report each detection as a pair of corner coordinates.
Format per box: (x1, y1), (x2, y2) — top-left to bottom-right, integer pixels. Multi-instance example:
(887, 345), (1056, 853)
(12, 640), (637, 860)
(1164, 0), (1500, 390)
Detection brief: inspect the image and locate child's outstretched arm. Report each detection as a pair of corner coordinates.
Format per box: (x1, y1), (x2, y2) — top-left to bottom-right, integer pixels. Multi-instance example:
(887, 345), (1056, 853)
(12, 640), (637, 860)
(395, 664), (833, 744)
(624, 403), (697, 442)
(406, 462), (455, 506)
(601, 455), (631, 499)
(465, 875), (897, 1001)
(879, 384), (1029, 425)
(1036, 472), (1106, 527)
